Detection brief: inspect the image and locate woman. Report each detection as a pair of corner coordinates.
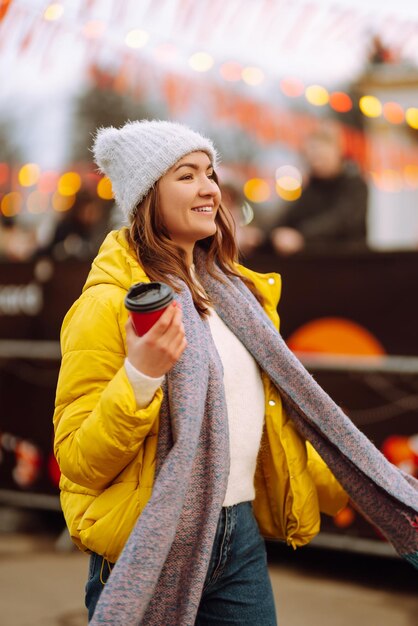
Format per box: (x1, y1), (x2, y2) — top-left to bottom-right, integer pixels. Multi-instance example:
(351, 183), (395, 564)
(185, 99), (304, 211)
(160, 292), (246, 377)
(53, 121), (417, 626)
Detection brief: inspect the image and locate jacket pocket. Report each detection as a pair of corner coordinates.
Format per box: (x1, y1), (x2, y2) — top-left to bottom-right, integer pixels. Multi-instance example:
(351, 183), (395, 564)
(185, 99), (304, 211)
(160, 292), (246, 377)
(79, 481), (142, 562)
(285, 469), (321, 548)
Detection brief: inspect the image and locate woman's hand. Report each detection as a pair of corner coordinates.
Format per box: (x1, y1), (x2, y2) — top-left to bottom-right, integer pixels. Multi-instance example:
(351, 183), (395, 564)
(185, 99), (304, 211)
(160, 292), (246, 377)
(125, 302), (187, 378)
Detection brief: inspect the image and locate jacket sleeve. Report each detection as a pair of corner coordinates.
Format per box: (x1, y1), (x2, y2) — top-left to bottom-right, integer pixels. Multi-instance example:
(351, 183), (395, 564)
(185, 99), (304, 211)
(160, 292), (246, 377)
(53, 292), (163, 491)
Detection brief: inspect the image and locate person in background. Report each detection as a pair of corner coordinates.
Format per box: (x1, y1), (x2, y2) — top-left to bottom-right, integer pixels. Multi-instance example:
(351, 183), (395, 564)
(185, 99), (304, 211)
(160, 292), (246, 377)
(38, 187), (114, 261)
(0, 214), (36, 262)
(53, 120), (347, 625)
(270, 127), (368, 256)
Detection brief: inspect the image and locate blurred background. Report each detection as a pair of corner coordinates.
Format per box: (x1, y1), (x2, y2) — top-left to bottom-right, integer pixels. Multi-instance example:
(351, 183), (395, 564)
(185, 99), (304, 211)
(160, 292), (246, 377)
(0, 1), (417, 624)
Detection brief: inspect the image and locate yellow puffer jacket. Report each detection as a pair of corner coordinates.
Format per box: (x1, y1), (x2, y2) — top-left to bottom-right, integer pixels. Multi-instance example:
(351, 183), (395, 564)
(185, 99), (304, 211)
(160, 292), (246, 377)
(53, 229), (347, 563)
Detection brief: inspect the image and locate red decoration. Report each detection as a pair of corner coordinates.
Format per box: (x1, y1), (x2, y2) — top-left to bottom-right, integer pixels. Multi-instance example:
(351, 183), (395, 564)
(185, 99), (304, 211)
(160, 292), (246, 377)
(48, 452), (61, 487)
(381, 435), (418, 477)
(329, 92), (353, 113)
(0, 0), (12, 22)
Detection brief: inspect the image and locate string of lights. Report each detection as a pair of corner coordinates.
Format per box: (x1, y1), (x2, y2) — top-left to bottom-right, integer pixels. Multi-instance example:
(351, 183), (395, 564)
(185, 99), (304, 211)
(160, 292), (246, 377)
(1, 0), (418, 215)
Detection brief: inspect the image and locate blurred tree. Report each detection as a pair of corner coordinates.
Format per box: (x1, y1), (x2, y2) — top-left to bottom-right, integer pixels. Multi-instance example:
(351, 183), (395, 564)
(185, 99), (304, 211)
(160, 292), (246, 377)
(70, 65), (160, 163)
(0, 118), (22, 164)
(0, 117), (36, 261)
(209, 125), (259, 165)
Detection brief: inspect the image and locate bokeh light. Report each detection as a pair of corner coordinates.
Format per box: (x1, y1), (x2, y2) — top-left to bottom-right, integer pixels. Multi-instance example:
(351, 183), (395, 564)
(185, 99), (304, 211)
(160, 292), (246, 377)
(275, 165), (302, 201)
(125, 29), (149, 49)
(329, 91), (352, 113)
(38, 170), (59, 194)
(287, 317), (386, 355)
(403, 164), (418, 189)
(18, 163), (41, 187)
(27, 191), (50, 213)
(188, 52), (214, 72)
(43, 3), (63, 21)
(58, 172), (81, 196)
(381, 170), (403, 193)
(243, 178), (271, 203)
(1, 192), (23, 216)
(52, 191), (75, 212)
(371, 169), (403, 192)
(359, 95), (382, 118)
(241, 66), (264, 86)
(275, 165), (302, 185)
(97, 176), (114, 200)
(383, 102), (404, 125)
(381, 435), (417, 473)
(219, 61), (242, 82)
(405, 107), (418, 130)
(333, 506), (355, 528)
(0, 163), (10, 186)
(305, 85), (329, 106)
(275, 181), (302, 201)
(279, 77), (304, 98)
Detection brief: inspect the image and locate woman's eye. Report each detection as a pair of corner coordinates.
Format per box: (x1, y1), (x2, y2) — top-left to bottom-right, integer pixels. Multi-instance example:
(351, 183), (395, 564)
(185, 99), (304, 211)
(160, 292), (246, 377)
(180, 174), (193, 180)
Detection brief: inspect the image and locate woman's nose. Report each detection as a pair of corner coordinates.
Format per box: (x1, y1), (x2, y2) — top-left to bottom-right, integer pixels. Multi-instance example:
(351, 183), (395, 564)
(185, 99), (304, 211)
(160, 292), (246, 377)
(199, 177), (218, 197)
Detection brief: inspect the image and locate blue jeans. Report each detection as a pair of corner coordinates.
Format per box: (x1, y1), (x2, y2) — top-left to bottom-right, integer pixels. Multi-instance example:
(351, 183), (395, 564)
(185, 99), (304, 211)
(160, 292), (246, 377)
(85, 501), (277, 625)
(196, 501), (277, 625)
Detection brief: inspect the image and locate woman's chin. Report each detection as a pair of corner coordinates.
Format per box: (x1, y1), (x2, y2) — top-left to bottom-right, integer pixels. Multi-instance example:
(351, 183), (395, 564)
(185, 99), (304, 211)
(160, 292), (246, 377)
(194, 226), (217, 241)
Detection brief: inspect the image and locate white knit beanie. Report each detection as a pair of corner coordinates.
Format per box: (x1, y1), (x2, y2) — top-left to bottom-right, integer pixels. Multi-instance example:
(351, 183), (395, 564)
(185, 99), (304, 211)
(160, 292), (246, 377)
(92, 119), (219, 221)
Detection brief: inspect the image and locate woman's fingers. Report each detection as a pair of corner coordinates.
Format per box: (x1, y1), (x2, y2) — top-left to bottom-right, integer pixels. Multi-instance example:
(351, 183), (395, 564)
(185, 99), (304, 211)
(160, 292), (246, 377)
(125, 301), (186, 376)
(146, 303), (185, 345)
(161, 308), (184, 344)
(146, 302), (179, 339)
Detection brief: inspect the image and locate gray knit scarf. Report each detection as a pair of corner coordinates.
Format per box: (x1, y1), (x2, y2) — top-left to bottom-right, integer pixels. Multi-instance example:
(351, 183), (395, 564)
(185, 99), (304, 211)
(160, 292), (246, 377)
(90, 252), (418, 626)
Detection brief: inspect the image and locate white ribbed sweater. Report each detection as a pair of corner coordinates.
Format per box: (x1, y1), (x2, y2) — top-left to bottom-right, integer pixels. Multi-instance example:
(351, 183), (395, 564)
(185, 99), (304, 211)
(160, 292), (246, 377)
(125, 308), (265, 506)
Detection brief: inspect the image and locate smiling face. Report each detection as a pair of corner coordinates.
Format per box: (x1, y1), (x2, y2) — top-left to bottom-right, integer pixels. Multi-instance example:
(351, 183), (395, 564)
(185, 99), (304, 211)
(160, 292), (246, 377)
(157, 151), (221, 263)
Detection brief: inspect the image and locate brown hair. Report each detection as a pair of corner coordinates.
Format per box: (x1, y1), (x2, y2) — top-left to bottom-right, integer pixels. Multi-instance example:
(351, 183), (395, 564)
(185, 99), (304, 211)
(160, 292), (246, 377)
(127, 171), (263, 316)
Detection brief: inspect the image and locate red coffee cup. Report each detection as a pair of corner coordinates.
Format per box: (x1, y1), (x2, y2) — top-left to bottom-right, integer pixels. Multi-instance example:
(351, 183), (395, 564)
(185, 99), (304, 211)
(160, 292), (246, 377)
(125, 282), (174, 336)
